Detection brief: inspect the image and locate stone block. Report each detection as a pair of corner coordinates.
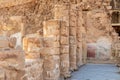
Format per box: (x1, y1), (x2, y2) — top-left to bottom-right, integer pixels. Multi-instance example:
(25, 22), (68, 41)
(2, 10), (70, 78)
(42, 47), (60, 56)
(76, 46), (83, 67)
(43, 37), (60, 47)
(60, 54), (70, 78)
(26, 52), (40, 59)
(23, 37), (43, 52)
(69, 36), (77, 45)
(43, 20), (60, 37)
(69, 45), (77, 71)
(0, 36), (9, 49)
(25, 59), (43, 80)
(60, 22), (69, 36)
(70, 27), (76, 36)
(43, 55), (60, 80)
(54, 4), (69, 26)
(60, 46), (69, 54)
(9, 37), (17, 48)
(60, 36), (69, 45)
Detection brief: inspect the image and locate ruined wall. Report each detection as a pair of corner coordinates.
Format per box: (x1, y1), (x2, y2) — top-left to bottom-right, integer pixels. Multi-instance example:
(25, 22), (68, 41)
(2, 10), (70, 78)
(0, 0), (83, 36)
(85, 0), (114, 60)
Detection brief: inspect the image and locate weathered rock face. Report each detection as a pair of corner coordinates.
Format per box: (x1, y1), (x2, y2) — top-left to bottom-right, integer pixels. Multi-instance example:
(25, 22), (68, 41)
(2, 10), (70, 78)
(86, 10), (112, 43)
(84, 0), (113, 60)
(0, 50), (25, 80)
(25, 59), (43, 80)
(43, 20), (60, 80)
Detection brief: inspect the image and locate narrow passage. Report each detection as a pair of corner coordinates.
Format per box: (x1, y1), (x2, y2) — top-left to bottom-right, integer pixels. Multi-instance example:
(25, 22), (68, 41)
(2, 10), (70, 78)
(68, 64), (120, 80)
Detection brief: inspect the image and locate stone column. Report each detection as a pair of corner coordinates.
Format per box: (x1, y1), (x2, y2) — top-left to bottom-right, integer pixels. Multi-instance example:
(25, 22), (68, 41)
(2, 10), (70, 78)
(76, 5), (84, 67)
(43, 20), (60, 80)
(54, 4), (71, 78)
(82, 11), (87, 64)
(69, 4), (77, 71)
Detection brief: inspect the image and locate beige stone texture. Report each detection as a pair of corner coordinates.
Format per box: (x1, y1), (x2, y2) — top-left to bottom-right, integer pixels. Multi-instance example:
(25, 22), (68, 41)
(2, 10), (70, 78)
(60, 46), (69, 54)
(54, 4), (70, 26)
(0, 69), (5, 80)
(60, 54), (70, 78)
(25, 59), (43, 80)
(70, 36), (77, 45)
(69, 45), (77, 71)
(23, 36), (43, 53)
(0, 50), (25, 80)
(0, 0), (35, 8)
(9, 37), (17, 48)
(76, 44), (83, 67)
(43, 20), (60, 37)
(43, 37), (60, 48)
(86, 10), (112, 43)
(43, 55), (60, 80)
(0, 36), (9, 49)
(60, 21), (69, 37)
(70, 4), (77, 27)
(70, 27), (77, 36)
(60, 36), (69, 45)
(42, 47), (60, 56)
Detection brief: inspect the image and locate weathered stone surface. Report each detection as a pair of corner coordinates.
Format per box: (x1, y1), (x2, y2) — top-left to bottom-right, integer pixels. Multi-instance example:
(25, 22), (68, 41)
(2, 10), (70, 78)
(86, 10), (112, 43)
(42, 47), (60, 56)
(60, 54), (70, 78)
(60, 36), (69, 45)
(9, 37), (17, 48)
(43, 55), (60, 80)
(60, 46), (69, 54)
(70, 36), (77, 45)
(43, 20), (60, 37)
(0, 50), (25, 80)
(69, 45), (77, 71)
(0, 0), (35, 8)
(25, 59), (43, 80)
(0, 69), (5, 80)
(60, 22), (69, 36)
(0, 36), (9, 49)
(76, 43), (83, 67)
(54, 4), (69, 26)
(70, 27), (77, 36)
(23, 35), (43, 53)
(43, 37), (60, 47)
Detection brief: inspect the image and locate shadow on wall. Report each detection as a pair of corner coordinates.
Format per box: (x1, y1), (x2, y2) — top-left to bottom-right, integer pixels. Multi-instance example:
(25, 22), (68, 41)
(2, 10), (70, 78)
(87, 37), (112, 60)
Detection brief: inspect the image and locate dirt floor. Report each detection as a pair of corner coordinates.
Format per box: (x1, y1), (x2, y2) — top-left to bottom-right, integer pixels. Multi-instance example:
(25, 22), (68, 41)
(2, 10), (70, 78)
(68, 64), (120, 80)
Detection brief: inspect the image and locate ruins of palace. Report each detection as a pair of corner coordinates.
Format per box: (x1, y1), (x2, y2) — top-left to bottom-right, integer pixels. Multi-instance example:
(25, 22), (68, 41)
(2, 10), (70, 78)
(0, 0), (119, 80)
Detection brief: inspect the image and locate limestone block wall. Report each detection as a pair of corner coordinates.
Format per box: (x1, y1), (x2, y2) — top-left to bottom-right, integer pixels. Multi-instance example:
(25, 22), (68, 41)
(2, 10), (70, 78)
(69, 4), (77, 71)
(54, 4), (71, 78)
(76, 4), (84, 66)
(25, 59), (43, 80)
(43, 20), (60, 80)
(59, 21), (70, 78)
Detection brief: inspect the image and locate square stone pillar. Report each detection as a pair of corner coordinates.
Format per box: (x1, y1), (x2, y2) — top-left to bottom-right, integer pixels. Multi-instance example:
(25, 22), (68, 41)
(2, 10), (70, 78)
(43, 20), (60, 80)
(69, 4), (77, 71)
(76, 5), (84, 67)
(54, 4), (71, 78)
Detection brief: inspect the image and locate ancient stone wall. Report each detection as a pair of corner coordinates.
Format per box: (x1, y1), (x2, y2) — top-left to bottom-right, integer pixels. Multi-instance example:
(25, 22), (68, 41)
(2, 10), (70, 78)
(0, 0), (115, 80)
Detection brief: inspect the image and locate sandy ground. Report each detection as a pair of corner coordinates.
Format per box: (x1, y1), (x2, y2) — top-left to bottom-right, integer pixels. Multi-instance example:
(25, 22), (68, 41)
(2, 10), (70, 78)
(68, 64), (120, 80)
